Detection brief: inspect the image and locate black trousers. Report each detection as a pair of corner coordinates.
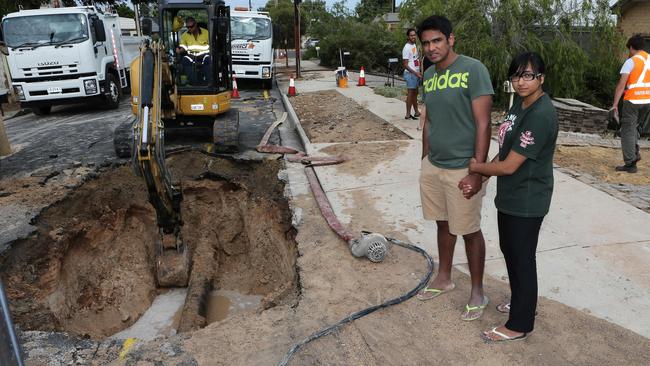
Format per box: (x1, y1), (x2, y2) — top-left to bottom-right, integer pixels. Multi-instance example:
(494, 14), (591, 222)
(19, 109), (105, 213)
(497, 211), (544, 333)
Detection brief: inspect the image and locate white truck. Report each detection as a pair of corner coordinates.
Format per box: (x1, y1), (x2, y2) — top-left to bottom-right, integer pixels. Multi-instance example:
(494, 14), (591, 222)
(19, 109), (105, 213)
(0, 6), (141, 115)
(230, 7), (273, 88)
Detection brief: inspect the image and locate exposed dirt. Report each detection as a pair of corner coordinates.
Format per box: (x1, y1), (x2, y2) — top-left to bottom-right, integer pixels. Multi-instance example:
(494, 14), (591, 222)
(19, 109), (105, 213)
(320, 140), (410, 177)
(289, 90), (410, 143)
(554, 145), (650, 185)
(0, 153), (298, 339)
(5, 83), (650, 365)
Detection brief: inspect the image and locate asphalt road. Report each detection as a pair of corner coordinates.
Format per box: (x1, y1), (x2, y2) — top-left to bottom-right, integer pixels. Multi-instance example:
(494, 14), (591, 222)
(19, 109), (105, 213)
(0, 81), (288, 180)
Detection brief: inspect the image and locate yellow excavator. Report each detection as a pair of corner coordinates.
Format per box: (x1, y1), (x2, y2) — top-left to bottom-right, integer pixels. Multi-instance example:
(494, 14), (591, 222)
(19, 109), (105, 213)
(116, 0), (238, 287)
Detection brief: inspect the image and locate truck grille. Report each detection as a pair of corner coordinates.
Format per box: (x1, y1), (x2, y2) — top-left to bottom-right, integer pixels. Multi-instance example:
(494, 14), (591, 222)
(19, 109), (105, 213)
(232, 54), (262, 62)
(13, 72), (97, 83)
(21, 64), (79, 77)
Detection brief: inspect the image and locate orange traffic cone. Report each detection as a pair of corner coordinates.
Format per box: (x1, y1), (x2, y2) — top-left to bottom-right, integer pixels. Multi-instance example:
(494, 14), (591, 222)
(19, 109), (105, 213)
(288, 75), (296, 96)
(231, 75), (240, 99)
(357, 66), (366, 86)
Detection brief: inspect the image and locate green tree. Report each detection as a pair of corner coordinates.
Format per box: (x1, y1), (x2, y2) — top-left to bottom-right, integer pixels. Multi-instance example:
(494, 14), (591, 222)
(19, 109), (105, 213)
(399, 0), (623, 107)
(265, 0), (307, 59)
(0, 0), (43, 17)
(114, 2), (135, 18)
(355, 0), (391, 22)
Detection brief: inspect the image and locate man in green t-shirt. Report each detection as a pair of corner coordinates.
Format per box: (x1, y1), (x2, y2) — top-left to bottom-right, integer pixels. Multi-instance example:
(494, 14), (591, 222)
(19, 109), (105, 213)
(415, 15), (494, 322)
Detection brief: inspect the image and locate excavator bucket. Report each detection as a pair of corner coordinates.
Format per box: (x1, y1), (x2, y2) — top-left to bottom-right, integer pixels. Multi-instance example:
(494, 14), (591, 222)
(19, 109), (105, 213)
(156, 233), (189, 287)
(157, 250), (189, 287)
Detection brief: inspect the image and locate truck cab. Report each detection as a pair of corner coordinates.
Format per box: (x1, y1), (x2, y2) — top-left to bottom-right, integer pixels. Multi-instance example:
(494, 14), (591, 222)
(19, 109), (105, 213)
(1, 6), (139, 114)
(230, 7), (273, 88)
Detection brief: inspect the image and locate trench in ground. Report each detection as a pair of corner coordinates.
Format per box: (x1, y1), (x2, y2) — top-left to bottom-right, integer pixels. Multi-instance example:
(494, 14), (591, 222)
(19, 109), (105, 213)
(0, 152), (299, 339)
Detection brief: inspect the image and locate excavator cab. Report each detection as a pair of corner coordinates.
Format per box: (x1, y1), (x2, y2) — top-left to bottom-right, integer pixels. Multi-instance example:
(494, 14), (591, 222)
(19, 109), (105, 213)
(118, 0), (239, 287)
(129, 0), (238, 151)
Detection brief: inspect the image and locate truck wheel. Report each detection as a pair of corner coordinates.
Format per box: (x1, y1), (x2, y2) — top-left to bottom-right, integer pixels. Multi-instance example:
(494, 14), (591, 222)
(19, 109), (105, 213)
(113, 120), (134, 158)
(262, 79), (273, 90)
(32, 106), (51, 115)
(105, 73), (121, 109)
(213, 108), (239, 153)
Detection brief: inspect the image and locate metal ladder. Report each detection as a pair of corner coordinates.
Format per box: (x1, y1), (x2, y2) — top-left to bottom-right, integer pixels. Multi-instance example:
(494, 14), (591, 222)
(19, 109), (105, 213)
(118, 67), (128, 89)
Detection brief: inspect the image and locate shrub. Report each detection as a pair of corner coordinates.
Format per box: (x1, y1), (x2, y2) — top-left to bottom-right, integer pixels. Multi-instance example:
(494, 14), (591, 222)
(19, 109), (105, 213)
(312, 19), (403, 73)
(373, 85), (406, 98)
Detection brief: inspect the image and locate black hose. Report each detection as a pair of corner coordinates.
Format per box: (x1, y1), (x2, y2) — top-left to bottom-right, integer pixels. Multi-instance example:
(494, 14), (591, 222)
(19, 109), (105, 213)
(278, 236), (434, 366)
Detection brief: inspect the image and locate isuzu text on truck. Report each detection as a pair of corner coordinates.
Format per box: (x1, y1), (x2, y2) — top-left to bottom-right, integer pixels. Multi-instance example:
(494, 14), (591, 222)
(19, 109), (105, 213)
(1, 6), (140, 115)
(230, 7), (273, 88)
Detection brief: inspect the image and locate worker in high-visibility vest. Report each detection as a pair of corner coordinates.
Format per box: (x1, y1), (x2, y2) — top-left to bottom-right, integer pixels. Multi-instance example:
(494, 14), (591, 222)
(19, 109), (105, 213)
(175, 16), (211, 85)
(612, 34), (650, 173)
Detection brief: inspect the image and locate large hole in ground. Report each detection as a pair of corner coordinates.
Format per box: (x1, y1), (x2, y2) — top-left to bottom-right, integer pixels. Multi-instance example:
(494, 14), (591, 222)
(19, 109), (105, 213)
(0, 152), (299, 339)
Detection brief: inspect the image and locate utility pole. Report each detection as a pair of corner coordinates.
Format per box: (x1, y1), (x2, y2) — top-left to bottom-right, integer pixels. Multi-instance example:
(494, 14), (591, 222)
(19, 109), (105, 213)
(249, 0), (252, 10)
(294, 0), (301, 78)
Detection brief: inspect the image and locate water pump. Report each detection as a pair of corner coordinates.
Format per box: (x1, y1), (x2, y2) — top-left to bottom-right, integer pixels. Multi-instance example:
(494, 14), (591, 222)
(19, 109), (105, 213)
(348, 232), (390, 263)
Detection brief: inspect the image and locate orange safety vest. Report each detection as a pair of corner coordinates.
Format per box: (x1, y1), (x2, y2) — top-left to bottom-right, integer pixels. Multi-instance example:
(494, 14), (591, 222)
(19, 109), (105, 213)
(624, 50), (650, 104)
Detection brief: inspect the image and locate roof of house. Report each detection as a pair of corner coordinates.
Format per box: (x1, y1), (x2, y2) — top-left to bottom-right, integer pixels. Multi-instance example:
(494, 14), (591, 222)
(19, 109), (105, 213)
(610, 0), (649, 13)
(373, 12), (400, 24)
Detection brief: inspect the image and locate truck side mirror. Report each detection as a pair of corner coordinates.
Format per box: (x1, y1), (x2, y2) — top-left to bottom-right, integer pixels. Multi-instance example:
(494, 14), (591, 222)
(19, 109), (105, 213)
(216, 16), (229, 35)
(141, 18), (153, 36)
(92, 17), (106, 42)
(0, 25), (6, 56)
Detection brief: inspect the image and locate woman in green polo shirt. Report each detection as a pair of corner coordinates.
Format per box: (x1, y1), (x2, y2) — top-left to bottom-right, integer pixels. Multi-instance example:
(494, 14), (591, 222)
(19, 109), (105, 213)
(467, 52), (558, 342)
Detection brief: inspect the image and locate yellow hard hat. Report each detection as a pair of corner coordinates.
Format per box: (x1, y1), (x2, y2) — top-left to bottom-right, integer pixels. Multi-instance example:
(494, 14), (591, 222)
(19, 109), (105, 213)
(172, 16), (183, 32)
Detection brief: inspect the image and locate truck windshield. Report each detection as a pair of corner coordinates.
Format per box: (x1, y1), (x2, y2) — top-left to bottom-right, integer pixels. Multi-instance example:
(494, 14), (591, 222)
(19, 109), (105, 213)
(231, 17), (271, 40)
(3, 14), (89, 48)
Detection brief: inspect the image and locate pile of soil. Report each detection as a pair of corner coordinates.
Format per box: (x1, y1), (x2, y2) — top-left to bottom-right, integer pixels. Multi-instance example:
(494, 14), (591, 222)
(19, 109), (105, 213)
(289, 90), (410, 143)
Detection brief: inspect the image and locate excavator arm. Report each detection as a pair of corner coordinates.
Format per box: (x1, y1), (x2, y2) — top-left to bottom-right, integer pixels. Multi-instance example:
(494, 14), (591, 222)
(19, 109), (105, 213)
(133, 40), (189, 287)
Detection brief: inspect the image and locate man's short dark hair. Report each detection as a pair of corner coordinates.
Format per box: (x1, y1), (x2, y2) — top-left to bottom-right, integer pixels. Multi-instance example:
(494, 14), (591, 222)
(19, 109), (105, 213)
(626, 34), (646, 51)
(417, 15), (453, 41)
(406, 28), (416, 37)
(186, 16), (196, 24)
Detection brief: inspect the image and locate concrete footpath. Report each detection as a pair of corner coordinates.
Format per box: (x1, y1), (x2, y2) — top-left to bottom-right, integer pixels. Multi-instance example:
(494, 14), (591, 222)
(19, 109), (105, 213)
(277, 60), (650, 339)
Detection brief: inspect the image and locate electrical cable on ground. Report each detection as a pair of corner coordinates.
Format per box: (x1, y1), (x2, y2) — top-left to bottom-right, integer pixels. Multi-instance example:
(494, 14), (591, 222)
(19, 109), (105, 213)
(250, 105), (435, 366)
(277, 237), (433, 366)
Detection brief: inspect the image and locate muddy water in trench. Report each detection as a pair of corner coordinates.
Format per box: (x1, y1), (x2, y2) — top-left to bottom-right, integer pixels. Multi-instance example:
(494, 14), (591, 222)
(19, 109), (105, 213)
(0, 152), (299, 339)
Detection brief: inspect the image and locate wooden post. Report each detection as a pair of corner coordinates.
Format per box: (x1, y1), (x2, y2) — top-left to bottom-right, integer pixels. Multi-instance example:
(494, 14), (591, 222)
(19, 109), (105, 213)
(0, 114), (11, 156)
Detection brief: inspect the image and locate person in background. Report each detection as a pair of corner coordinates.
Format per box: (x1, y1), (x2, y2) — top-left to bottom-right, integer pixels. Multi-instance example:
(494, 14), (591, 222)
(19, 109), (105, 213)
(403, 28), (422, 121)
(468, 52), (558, 342)
(611, 34), (649, 173)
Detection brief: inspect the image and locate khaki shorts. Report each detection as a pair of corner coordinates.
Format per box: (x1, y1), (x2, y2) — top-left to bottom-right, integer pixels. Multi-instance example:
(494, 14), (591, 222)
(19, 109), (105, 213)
(419, 157), (486, 236)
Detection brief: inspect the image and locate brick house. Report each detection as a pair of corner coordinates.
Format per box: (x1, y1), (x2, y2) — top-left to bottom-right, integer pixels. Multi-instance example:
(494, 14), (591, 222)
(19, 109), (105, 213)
(611, 0), (650, 51)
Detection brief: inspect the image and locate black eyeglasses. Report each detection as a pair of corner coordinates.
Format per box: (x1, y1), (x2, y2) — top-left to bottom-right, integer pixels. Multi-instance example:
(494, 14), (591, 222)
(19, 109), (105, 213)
(509, 72), (541, 82)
